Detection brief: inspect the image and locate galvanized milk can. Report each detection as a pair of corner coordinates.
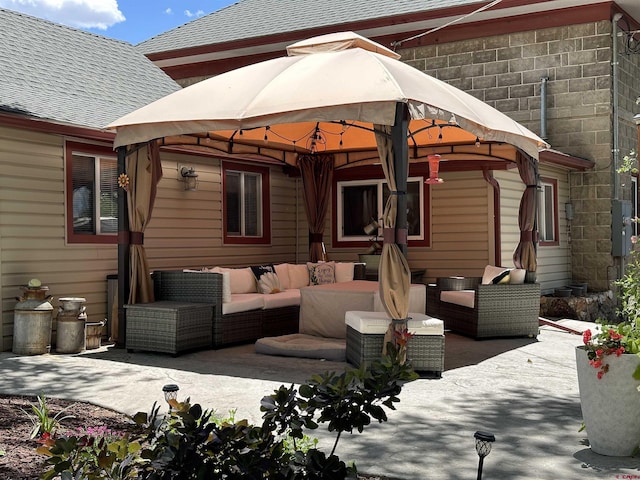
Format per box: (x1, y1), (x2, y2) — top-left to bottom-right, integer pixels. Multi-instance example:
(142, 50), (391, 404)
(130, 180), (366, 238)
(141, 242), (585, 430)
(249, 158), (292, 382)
(12, 279), (54, 355)
(56, 297), (87, 354)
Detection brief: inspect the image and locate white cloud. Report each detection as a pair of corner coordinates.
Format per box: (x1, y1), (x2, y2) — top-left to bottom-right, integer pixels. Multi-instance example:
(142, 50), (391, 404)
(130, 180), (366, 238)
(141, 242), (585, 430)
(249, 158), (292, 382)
(164, 7), (172, 15)
(0, 0), (125, 30)
(184, 9), (204, 18)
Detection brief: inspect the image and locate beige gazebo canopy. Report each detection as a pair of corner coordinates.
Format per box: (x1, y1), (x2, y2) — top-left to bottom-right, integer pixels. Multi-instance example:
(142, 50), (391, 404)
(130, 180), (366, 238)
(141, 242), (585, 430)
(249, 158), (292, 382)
(107, 31), (548, 346)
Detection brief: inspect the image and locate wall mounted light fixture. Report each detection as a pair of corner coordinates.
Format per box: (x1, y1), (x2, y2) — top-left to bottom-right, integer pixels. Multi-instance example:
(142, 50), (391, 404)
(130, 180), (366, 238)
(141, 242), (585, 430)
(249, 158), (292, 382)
(180, 166), (198, 191)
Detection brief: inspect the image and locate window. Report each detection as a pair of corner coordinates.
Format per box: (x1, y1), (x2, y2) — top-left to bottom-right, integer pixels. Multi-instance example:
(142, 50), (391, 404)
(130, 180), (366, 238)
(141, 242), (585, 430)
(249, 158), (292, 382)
(333, 165), (430, 248)
(538, 177), (559, 246)
(66, 142), (118, 244)
(222, 161), (271, 244)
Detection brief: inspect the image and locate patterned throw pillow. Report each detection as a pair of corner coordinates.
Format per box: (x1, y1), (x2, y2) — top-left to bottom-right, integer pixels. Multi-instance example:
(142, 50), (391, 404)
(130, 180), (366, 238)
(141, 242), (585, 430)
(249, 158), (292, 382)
(258, 272), (282, 294)
(307, 261), (336, 285)
(251, 265), (283, 294)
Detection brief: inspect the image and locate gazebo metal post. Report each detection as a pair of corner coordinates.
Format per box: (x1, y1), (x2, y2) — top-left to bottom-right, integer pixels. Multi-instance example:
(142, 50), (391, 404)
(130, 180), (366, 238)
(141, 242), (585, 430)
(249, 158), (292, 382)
(392, 102), (409, 258)
(116, 145), (130, 347)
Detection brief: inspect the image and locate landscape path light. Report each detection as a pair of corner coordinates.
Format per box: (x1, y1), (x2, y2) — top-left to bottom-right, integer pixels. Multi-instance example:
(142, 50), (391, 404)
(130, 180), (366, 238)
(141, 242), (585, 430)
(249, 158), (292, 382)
(474, 430), (495, 480)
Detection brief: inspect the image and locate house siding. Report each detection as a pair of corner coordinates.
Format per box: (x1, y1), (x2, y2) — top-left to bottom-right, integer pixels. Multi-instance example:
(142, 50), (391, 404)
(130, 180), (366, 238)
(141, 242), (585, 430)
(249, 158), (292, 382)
(0, 125), (303, 351)
(0, 127), (116, 351)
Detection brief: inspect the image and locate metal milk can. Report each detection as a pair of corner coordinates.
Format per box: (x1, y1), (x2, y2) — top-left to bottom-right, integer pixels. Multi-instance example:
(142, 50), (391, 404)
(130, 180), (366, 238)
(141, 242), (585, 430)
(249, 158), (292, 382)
(12, 279), (53, 355)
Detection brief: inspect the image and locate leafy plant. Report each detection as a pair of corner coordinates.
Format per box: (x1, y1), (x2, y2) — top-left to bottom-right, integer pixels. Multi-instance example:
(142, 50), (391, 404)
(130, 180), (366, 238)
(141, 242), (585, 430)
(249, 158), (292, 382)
(37, 346), (417, 479)
(21, 394), (75, 440)
(581, 227), (640, 381)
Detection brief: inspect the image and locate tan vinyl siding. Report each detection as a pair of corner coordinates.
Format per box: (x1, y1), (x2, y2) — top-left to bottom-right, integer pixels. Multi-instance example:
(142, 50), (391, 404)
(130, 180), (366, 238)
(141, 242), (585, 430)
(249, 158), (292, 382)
(536, 164), (571, 294)
(494, 168), (524, 269)
(0, 126), (305, 351)
(495, 164), (571, 295)
(146, 152), (302, 269)
(0, 127), (118, 351)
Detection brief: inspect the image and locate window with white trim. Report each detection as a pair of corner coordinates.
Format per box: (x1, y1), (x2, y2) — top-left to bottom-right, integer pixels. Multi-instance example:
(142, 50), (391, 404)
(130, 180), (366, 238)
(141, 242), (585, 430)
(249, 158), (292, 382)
(538, 178), (558, 245)
(337, 177), (424, 242)
(223, 161), (270, 244)
(66, 142), (118, 244)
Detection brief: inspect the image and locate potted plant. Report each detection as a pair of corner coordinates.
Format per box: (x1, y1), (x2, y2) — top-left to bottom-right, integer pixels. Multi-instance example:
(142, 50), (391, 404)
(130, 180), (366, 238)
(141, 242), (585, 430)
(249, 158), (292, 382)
(575, 230), (640, 456)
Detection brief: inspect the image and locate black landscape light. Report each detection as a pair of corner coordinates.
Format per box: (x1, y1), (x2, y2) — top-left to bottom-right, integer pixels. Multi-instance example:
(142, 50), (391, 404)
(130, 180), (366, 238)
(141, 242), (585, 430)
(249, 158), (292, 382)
(162, 384), (180, 407)
(474, 430), (495, 480)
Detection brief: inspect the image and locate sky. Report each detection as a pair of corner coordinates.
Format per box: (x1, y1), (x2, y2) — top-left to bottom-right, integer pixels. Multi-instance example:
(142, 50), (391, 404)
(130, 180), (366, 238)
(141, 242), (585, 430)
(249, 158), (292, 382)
(0, 0), (237, 44)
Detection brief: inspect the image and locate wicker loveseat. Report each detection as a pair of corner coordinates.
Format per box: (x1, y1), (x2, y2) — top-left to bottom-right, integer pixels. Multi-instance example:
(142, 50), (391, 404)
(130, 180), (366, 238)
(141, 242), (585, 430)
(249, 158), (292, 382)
(427, 271), (541, 339)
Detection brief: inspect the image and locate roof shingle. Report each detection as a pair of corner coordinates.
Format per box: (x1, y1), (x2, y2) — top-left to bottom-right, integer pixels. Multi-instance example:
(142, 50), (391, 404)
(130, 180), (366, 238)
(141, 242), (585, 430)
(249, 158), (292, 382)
(137, 0), (481, 54)
(0, 8), (180, 130)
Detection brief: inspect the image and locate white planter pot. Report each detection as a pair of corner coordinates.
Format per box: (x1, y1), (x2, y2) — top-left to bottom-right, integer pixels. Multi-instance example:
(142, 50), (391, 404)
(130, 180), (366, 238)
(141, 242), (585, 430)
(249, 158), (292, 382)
(575, 346), (640, 456)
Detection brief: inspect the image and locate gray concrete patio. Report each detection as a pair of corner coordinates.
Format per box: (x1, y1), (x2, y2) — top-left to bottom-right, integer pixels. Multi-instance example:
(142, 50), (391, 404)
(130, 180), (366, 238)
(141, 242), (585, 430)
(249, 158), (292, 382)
(1, 319), (639, 479)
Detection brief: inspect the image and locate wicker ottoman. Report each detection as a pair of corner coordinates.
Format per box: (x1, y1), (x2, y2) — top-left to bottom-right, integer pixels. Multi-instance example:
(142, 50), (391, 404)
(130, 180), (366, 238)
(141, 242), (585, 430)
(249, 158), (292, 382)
(125, 301), (214, 355)
(345, 311), (445, 377)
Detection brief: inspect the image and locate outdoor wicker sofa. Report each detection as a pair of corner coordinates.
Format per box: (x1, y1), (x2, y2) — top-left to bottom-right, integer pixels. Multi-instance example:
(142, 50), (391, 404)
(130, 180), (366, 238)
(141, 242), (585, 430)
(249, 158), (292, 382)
(427, 274), (541, 339)
(125, 263), (367, 354)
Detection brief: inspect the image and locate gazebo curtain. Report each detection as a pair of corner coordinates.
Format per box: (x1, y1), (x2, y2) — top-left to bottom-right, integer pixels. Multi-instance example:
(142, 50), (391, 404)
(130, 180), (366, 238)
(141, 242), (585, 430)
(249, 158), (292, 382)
(298, 154), (334, 262)
(126, 140), (162, 303)
(513, 150), (539, 272)
(374, 124), (411, 349)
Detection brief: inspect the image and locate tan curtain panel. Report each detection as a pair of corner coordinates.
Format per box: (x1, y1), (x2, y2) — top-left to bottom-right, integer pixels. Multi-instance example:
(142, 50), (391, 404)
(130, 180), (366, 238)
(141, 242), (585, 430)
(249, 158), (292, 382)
(298, 154), (334, 262)
(126, 141), (162, 304)
(513, 151), (538, 272)
(374, 124), (411, 350)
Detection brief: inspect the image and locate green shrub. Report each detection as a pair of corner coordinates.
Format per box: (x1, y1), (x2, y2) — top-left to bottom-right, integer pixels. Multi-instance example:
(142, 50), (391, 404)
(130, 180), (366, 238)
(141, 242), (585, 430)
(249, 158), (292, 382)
(39, 346), (417, 479)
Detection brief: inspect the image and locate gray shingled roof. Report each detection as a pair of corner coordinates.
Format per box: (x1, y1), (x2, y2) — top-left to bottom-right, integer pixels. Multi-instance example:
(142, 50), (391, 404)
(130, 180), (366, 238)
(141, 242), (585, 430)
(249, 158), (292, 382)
(137, 0), (481, 54)
(0, 8), (180, 130)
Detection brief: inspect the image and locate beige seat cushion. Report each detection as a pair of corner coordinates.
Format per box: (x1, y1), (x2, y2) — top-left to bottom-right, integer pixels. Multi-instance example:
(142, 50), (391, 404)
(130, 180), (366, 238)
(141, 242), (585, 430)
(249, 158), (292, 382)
(440, 290), (475, 309)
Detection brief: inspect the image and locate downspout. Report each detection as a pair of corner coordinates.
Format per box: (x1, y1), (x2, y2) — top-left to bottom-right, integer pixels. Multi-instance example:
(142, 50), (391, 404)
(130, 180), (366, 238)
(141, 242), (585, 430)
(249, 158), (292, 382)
(613, 13), (623, 200)
(483, 168), (501, 265)
(540, 77), (549, 141)
(613, 13), (623, 278)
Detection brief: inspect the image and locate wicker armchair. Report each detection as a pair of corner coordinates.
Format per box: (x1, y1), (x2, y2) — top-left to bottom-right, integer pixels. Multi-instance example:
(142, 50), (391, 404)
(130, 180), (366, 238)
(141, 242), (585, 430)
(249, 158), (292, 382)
(428, 276), (541, 339)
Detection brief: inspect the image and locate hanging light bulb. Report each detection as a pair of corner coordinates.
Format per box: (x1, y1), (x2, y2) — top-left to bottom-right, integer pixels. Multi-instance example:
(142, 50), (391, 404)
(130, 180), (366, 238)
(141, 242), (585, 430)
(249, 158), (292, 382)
(264, 126), (270, 143)
(475, 136), (481, 147)
(425, 154), (444, 184)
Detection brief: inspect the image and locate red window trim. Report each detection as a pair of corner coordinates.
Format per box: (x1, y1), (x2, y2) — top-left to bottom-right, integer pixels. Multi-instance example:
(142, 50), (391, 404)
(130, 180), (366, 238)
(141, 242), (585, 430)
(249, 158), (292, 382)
(222, 161), (271, 245)
(539, 176), (559, 247)
(332, 164), (431, 249)
(65, 141), (118, 245)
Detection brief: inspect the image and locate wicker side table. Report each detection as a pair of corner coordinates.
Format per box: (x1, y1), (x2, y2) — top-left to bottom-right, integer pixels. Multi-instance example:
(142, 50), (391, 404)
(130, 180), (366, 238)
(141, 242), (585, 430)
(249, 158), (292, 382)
(345, 311), (445, 378)
(125, 301), (214, 355)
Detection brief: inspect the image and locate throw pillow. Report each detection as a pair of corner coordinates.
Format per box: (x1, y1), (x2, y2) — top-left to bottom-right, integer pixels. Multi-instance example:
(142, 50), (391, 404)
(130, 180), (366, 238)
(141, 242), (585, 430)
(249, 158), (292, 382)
(289, 264), (310, 289)
(258, 272), (282, 294)
(492, 270), (511, 284)
(250, 264), (276, 280)
(214, 267), (257, 294)
(307, 261), (336, 285)
(334, 262), (355, 283)
(209, 267), (232, 302)
(482, 265), (509, 285)
(510, 268), (527, 285)
(274, 263), (291, 289)
(219, 272), (232, 302)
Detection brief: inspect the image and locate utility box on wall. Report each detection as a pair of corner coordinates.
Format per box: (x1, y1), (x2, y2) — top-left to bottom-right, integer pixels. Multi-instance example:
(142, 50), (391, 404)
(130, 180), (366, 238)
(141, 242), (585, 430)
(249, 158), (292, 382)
(612, 200), (632, 257)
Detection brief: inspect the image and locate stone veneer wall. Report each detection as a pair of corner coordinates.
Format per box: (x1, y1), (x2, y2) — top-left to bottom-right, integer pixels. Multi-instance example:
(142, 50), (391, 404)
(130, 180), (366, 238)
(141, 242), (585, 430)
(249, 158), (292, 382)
(398, 20), (640, 292)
